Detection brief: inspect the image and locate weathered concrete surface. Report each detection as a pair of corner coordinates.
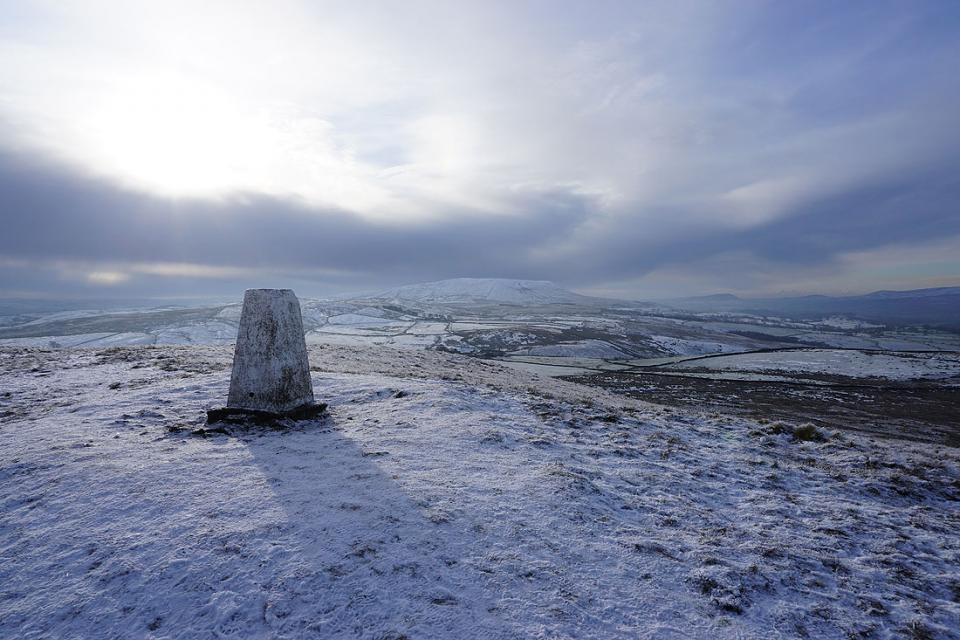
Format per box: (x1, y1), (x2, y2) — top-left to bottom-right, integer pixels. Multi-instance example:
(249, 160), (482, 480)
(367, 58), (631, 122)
(225, 289), (316, 414)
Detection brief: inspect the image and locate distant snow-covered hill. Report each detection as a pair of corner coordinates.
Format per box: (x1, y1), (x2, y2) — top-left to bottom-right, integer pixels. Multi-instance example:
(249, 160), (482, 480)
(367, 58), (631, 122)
(372, 278), (600, 305)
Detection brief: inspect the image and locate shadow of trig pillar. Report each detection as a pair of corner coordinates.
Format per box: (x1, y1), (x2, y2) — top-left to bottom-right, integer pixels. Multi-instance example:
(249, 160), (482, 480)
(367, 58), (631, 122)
(208, 289), (325, 423)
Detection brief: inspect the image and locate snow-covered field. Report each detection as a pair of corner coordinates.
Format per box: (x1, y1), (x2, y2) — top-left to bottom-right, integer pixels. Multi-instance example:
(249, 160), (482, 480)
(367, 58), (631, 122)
(0, 332), (157, 348)
(646, 335), (743, 357)
(3, 280), (959, 367)
(672, 349), (960, 382)
(813, 317), (884, 330)
(2, 345), (959, 639)
(513, 339), (631, 358)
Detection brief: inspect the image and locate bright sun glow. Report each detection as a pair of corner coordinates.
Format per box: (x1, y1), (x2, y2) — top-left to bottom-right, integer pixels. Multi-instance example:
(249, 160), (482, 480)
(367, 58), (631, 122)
(69, 71), (400, 215)
(83, 73), (278, 197)
(0, 2), (610, 221)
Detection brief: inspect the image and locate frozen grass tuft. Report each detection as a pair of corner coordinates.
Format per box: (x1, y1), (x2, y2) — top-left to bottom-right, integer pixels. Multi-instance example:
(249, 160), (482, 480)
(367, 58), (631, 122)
(792, 423), (824, 442)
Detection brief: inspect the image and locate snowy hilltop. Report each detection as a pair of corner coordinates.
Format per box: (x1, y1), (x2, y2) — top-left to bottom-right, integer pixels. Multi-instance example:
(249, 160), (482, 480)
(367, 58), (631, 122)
(2, 344), (959, 639)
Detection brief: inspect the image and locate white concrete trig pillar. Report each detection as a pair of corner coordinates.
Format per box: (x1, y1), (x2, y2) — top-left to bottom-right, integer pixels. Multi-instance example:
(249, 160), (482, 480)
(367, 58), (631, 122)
(208, 288), (324, 422)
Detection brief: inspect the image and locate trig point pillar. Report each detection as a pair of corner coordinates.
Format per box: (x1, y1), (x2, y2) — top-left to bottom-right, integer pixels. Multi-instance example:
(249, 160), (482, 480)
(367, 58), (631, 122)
(208, 289), (324, 423)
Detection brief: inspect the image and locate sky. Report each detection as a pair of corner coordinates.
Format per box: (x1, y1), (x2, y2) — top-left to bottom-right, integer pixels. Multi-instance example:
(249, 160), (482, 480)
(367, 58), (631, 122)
(1, 0), (959, 301)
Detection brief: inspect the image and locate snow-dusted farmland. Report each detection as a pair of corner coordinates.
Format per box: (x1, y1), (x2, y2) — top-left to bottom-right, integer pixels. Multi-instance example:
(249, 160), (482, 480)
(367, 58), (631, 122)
(0, 332), (156, 348)
(513, 339), (632, 358)
(2, 345), (959, 639)
(646, 335), (743, 356)
(672, 349), (960, 382)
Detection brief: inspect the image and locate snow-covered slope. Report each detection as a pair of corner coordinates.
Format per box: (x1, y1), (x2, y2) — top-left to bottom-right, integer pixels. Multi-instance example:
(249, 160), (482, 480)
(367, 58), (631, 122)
(374, 278), (600, 305)
(672, 349), (960, 382)
(2, 345), (959, 639)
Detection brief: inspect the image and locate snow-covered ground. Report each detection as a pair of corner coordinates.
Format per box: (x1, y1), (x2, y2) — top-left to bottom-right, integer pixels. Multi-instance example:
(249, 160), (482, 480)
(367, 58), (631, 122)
(3, 284), (958, 365)
(325, 314), (412, 328)
(672, 349), (960, 382)
(812, 317), (884, 330)
(2, 345), (959, 639)
(646, 335), (743, 357)
(793, 332), (959, 351)
(0, 323), (243, 349)
(0, 332), (157, 348)
(513, 339), (631, 359)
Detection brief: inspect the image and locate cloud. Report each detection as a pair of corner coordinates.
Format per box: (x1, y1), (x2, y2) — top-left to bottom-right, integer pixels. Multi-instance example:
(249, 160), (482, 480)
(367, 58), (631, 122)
(0, 148), (601, 293)
(2, 140), (959, 298)
(1, 1), (959, 297)
(85, 270), (129, 285)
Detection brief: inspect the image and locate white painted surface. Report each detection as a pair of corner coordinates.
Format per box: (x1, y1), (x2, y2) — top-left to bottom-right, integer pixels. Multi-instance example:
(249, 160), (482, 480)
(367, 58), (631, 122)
(227, 289), (315, 412)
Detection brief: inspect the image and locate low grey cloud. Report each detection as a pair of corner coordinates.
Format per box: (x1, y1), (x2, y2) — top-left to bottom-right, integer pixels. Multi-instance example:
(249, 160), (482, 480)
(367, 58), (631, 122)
(0, 149), (598, 294)
(2, 140), (958, 299)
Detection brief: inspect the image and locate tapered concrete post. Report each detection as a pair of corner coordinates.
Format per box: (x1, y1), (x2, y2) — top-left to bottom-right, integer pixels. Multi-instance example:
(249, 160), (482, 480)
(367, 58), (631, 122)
(208, 289), (324, 423)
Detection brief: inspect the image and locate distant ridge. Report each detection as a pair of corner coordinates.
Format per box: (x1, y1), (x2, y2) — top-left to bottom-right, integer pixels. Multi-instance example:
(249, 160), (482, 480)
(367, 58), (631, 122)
(860, 286), (960, 300)
(664, 286), (960, 328)
(672, 293), (741, 303)
(370, 278), (601, 305)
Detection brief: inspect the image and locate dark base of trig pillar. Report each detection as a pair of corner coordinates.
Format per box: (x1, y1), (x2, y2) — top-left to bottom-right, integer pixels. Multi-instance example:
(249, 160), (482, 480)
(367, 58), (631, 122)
(206, 402), (328, 425)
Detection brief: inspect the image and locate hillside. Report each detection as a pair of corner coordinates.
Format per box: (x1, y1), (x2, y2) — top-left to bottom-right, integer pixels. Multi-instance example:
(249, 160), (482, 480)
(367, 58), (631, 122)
(2, 344), (959, 639)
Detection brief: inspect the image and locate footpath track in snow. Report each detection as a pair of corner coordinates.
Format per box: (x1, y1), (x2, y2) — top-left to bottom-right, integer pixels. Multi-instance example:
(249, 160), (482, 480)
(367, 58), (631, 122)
(1, 345), (959, 639)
